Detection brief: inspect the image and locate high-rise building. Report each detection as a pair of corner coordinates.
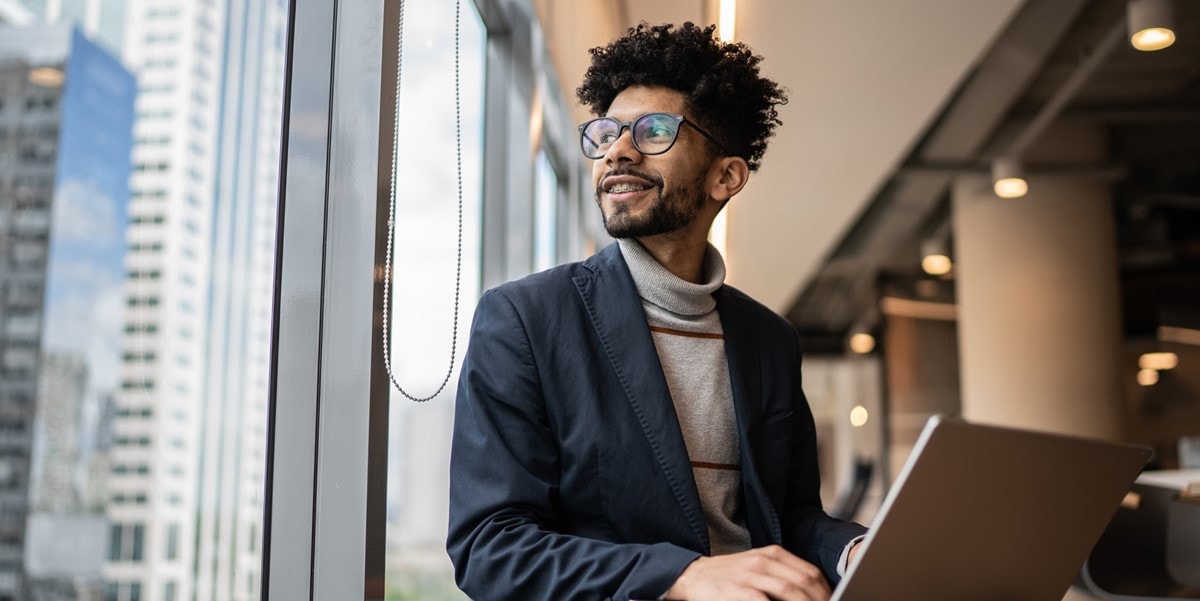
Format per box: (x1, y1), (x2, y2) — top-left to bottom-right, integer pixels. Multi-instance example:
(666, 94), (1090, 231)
(3, 0), (124, 55)
(4, 1), (286, 599)
(100, 2), (224, 600)
(0, 22), (135, 601)
(105, 1), (287, 600)
(191, 0), (285, 599)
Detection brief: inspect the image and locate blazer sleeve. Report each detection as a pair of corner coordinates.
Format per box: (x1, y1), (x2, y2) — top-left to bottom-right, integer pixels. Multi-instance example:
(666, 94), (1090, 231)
(780, 329), (869, 583)
(446, 288), (700, 601)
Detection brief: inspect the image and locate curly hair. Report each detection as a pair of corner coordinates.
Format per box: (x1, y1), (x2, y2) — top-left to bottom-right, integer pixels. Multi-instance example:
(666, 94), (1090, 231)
(576, 22), (788, 171)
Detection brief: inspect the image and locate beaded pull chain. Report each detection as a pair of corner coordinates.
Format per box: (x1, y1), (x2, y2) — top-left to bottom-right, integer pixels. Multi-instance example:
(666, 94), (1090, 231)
(381, 0), (465, 402)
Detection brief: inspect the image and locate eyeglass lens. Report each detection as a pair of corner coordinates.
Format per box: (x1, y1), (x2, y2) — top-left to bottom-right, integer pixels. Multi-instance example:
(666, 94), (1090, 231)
(580, 113), (681, 159)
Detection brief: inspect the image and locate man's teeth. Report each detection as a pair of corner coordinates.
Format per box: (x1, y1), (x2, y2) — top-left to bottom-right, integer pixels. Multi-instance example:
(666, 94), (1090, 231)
(608, 183), (649, 193)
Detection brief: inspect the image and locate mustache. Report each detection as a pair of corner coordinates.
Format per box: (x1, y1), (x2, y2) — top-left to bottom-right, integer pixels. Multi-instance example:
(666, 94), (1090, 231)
(595, 168), (663, 196)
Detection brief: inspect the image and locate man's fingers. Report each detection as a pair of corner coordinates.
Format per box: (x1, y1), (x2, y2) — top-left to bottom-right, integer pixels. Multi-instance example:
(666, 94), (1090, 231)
(760, 545), (826, 578)
(754, 565), (831, 601)
(664, 547), (832, 601)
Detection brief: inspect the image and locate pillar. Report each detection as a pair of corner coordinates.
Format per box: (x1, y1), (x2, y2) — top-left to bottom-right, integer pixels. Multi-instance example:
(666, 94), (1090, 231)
(952, 173), (1124, 440)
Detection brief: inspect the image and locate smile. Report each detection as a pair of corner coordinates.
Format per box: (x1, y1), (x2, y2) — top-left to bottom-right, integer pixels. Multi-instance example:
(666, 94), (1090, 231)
(607, 182), (650, 193)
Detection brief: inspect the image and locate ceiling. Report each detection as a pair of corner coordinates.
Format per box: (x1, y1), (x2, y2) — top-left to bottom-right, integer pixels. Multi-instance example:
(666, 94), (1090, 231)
(786, 0), (1200, 352)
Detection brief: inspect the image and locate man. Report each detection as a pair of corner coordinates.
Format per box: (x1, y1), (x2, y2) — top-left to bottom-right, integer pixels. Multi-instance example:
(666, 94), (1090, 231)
(447, 22), (866, 601)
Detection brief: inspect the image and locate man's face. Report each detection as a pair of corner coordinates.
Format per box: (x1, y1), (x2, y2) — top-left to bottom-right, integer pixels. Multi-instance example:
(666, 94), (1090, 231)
(591, 85), (715, 239)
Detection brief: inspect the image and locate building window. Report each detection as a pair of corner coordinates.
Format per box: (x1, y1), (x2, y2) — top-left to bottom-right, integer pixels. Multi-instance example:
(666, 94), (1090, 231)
(131, 524), (144, 561)
(165, 523), (179, 560)
(108, 524), (122, 561)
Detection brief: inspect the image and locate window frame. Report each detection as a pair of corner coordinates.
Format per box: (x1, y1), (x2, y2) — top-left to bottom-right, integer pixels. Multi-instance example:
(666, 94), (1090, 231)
(263, 0), (587, 599)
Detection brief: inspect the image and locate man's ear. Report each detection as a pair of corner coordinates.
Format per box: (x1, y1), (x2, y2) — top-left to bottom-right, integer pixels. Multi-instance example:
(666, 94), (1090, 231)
(707, 156), (750, 202)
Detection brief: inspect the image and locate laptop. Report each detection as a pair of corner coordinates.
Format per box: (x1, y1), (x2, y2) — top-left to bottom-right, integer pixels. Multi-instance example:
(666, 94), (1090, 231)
(831, 416), (1152, 601)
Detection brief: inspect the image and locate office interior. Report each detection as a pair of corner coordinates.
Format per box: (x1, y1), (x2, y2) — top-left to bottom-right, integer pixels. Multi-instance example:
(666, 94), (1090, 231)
(0, 0), (1196, 599)
(274, 0), (1200, 598)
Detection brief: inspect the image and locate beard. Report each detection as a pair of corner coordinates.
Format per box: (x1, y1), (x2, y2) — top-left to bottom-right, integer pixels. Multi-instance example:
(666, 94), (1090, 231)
(596, 168), (708, 239)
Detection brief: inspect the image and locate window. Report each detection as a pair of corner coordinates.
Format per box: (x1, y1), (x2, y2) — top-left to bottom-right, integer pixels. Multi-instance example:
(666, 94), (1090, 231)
(262, 0), (595, 598)
(108, 524), (122, 561)
(534, 149), (560, 270)
(383, 0), (485, 597)
(165, 524), (179, 560)
(131, 524), (144, 561)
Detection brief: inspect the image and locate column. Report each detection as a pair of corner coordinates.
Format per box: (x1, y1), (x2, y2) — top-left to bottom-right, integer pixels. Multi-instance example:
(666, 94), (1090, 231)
(952, 172), (1124, 440)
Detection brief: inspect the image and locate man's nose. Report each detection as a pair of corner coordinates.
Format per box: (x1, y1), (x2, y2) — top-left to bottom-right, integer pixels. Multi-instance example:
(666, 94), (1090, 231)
(604, 127), (641, 164)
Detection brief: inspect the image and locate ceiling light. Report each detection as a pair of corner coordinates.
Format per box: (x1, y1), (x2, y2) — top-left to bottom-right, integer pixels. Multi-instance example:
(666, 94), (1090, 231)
(921, 239), (952, 276)
(29, 67), (64, 87)
(848, 332), (875, 355)
(1138, 351), (1178, 370)
(1137, 368), (1159, 386)
(922, 254), (952, 276)
(992, 157), (1028, 199)
(1128, 0), (1176, 51)
(850, 405), (869, 428)
(719, 0), (737, 42)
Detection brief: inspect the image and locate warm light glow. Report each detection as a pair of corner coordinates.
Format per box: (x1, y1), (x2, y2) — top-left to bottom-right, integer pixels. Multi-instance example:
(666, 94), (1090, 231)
(1121, 491), (1142, 510)
(848, 332), (875, 355)
(718, 0), (737, 42)
(993, 177), (1028, 199)
(1139, 352), (1178, 371)
(29, 67), (64, 87)
(1128, 0), (1177, 51)
(1137, 368), (1160, 386)
(921, 253), (952, 276)
(528, 90), (543, 156)
(850, 405), (869, 428)
(709, 209), (728, 262)
(1131, 27), (1176, 51)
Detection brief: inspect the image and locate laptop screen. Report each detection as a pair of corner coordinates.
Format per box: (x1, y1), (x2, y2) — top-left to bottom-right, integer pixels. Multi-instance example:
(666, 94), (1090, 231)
(832, 416), (1151, 601)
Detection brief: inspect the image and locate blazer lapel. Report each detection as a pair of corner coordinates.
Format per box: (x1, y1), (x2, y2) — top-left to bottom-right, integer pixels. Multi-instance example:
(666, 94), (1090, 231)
(715, 287), (783, 545)
(573, 244), (709, 551)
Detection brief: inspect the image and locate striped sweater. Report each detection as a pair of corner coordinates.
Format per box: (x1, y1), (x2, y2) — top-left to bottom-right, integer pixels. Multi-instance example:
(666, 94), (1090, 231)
(617, 238), (751, 555)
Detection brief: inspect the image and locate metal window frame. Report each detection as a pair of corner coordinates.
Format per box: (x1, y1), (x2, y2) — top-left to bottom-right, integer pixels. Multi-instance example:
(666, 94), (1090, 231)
(263, 0), (382, 598)
(262, 0), (588, 598)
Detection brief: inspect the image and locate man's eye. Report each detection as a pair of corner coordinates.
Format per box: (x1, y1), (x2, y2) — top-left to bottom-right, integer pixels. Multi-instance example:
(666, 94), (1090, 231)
(598, 132), (618, 144)
(646, 126), (672, 139)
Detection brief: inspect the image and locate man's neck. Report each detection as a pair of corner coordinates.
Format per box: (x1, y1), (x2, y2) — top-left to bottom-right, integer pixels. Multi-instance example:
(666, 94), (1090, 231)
(634, 230), (710, 284)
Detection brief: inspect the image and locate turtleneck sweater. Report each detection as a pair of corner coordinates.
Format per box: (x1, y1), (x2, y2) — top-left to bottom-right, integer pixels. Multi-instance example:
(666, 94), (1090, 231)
(617, 238), (751, 555)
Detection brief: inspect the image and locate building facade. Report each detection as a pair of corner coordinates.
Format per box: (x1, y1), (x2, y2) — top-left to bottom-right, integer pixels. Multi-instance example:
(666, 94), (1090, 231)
(106, 1), (286, 600)
(0, 23), (135, 601)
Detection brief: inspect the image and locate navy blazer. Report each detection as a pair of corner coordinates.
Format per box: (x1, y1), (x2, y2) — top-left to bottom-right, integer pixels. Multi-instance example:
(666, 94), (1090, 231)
(447, 243), (866, 601)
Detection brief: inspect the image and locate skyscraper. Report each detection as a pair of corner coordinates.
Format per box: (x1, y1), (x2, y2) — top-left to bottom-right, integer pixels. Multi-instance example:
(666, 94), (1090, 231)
(0, 23), (135, 601)
(105, 1), (287, 600)
(5, 2), (287, 599)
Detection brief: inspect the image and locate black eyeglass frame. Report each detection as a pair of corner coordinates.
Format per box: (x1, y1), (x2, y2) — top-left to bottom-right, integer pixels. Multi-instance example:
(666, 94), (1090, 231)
(577, 112), (728, 160)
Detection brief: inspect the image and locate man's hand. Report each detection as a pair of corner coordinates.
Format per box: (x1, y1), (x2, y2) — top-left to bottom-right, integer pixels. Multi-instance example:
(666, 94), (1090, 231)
(663, 545), (831, 601)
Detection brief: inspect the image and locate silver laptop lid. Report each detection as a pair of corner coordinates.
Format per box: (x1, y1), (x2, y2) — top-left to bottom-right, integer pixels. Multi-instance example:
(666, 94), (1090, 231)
(832, 416), (1152, 601)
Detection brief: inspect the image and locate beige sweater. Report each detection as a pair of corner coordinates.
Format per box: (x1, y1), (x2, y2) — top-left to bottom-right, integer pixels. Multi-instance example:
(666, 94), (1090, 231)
(618, 238), (751, 555)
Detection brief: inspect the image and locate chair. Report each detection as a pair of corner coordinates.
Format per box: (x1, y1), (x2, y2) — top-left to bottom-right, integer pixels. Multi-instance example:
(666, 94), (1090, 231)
(1076, 480), (1200, 599)
(831, 458), (873, 522)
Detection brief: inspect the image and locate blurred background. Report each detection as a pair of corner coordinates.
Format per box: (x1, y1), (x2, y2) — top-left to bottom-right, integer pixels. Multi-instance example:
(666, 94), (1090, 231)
(0, 0), (1196, 600)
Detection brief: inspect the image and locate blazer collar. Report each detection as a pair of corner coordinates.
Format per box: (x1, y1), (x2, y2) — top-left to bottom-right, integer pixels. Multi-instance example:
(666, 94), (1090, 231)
(574, 243), (709, 551)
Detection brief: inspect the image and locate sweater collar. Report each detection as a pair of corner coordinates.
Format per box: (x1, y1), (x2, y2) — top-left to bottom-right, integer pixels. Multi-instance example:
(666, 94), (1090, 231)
(617, 238), (725, 316)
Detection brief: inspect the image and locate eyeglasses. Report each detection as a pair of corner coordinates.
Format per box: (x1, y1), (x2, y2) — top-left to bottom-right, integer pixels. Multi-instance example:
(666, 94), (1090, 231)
(577, 112), (727, 160)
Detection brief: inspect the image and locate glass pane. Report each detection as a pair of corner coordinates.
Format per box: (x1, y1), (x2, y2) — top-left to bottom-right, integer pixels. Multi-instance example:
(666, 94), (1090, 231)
(533, 150), (558, 271)
(384, 0), (485, 599)
(1, 1), (287, 599)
